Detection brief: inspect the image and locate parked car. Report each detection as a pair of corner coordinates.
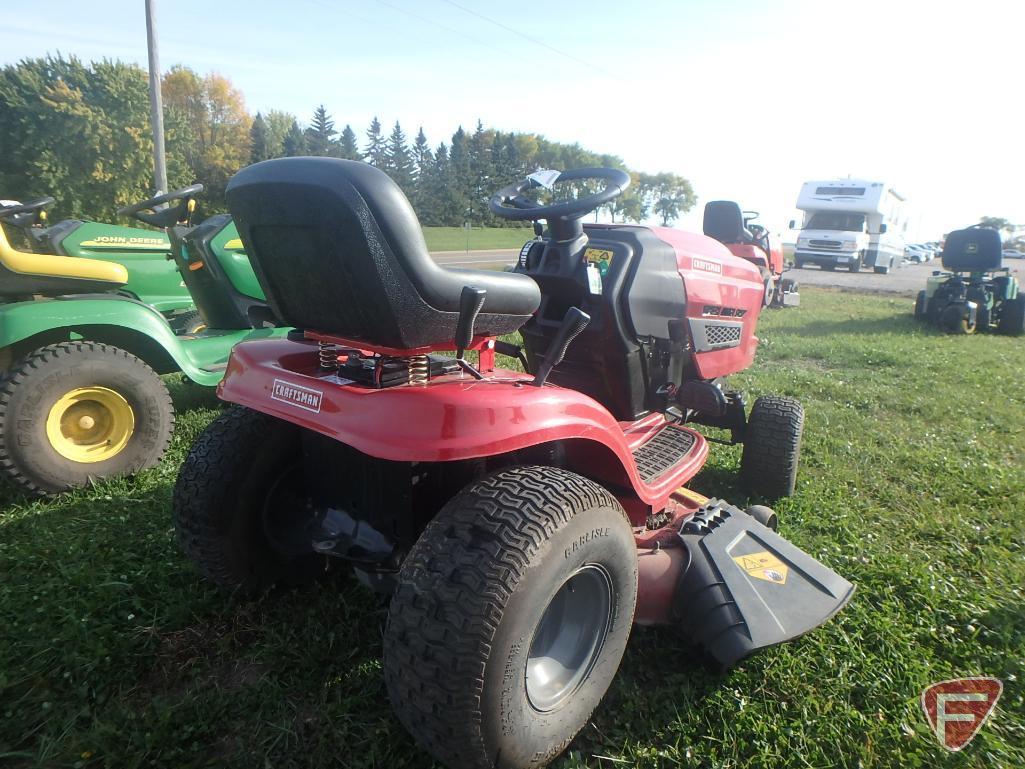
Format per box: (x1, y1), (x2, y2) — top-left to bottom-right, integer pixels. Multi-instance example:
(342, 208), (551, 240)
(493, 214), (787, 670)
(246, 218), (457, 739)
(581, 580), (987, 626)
(1003, 248), (1024, 259)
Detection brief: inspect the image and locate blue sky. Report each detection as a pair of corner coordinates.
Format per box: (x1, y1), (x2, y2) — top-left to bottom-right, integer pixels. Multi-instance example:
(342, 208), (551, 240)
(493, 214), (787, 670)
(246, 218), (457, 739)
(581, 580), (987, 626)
(2, 0), (1022, 237)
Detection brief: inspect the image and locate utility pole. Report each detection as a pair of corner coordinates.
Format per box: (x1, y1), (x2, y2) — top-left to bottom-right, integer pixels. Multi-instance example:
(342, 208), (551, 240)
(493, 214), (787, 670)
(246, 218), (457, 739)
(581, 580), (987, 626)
(145, 0), (168, 195)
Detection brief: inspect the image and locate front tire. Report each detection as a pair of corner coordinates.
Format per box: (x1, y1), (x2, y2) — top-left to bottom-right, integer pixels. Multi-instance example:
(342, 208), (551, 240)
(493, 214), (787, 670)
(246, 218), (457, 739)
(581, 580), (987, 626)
(384, 466), (637, 769)
(914, 290), (927, 320)
(740, 395), (804, 499)
(848, 253), (863, 272)
(0, 341), (173, 495)
(172, 406), (327, 594)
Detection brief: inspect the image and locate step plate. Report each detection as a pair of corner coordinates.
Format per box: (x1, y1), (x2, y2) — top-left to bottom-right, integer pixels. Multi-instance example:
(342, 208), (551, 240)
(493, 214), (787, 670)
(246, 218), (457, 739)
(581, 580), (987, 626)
(633, 425), (698, 483)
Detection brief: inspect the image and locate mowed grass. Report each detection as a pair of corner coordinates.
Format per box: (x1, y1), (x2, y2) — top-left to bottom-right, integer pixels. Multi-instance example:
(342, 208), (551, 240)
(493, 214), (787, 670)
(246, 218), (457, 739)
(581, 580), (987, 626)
(1, 288), (1023, 769)
(421, 225), (532, 252)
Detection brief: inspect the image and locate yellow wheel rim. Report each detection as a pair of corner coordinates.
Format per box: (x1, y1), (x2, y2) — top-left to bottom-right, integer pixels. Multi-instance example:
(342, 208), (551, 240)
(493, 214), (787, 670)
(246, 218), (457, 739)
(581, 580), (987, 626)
(45, 386), (135, 463)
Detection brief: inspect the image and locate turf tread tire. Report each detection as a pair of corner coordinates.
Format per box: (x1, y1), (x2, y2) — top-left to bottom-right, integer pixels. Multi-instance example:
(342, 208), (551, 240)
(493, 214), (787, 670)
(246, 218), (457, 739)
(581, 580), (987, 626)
(0, 341), (173, 495)
(172, 405), (325, 594)
(740, 395), (804, 499)
(383, 465), (637, 769)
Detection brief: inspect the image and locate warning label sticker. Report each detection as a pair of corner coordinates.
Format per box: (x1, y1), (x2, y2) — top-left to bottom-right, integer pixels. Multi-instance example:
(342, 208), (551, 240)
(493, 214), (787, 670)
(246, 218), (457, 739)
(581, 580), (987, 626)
(732, 551), (789, 584)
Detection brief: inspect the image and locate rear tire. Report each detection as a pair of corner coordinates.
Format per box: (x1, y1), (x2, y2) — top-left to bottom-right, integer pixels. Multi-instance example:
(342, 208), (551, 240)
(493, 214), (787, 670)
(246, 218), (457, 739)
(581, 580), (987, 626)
(0, 341), (173, 495)
(740, 395), (804, 499)
(998, 295), (1025, 336)
(384, 466), (637, 769)
(172, 406), (327, 594)
(874, 265), (890, 275)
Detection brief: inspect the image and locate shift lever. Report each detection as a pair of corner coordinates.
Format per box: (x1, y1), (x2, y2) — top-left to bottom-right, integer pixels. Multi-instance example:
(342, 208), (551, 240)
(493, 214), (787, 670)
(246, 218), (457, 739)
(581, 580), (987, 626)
(454, 286), (487, 379)
(532, 307), (590, 387)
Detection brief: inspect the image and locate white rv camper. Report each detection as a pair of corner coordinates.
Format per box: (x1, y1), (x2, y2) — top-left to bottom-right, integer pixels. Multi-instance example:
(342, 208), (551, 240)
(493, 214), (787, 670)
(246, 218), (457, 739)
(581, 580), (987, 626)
(790, 180), (907, 274)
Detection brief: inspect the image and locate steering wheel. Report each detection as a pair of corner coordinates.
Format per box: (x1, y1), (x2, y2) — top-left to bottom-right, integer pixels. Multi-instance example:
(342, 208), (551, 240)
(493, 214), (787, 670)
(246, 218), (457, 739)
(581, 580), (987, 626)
(0, 196), (56, 225)
(490, 168), (630, 227)
(117, 184), (204, 217)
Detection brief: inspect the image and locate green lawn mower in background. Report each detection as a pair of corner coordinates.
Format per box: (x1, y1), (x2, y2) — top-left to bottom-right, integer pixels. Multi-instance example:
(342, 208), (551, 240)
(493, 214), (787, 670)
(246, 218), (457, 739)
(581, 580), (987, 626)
(914, 225), (1025, 335)
(1, 195), (194, 321)
(0, 186), (287, 495)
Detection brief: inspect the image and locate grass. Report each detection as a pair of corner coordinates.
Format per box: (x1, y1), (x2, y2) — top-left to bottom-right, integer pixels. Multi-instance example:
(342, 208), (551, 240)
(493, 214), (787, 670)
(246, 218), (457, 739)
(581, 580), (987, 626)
(421, 226), (532, 252)
(1, 288), (1024, 769)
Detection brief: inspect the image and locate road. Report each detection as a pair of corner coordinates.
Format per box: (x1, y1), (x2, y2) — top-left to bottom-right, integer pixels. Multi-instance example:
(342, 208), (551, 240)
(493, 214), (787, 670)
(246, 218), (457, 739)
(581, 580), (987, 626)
(430, 249), (1025, 296)
(430, 248), (519, 269)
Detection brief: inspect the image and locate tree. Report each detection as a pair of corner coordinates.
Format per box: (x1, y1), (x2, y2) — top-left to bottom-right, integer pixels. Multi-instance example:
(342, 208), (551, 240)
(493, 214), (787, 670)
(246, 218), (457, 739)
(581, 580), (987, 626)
(420, 143), (464, 226)
(385, 121), (414, 194)
(305, 104), (338, 157)
(640, 172), (695, 226)
(282, 120), (308, 156)
(161, 66), (252, 208)
(0, 55), (191, 221)
(249, 112), (269, 163)
(264, 110), (297, 158)
(978, 216), (1013, 234)
(338, 124), (359, 160)
(364, 116), (387, 167)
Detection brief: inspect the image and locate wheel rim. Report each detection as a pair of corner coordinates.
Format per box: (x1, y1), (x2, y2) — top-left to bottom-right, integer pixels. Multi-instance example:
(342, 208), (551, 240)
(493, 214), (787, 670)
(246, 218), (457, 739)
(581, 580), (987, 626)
(525, 564), (614, 712)
(45, 386), (135, 463)
(260, 462), (315, 555)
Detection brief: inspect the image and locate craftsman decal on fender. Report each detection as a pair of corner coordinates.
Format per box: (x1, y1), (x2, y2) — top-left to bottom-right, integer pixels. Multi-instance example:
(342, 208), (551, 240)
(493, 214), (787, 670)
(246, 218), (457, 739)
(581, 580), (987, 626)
(271, 379), (323, 413)
(692, 258), (723, 274)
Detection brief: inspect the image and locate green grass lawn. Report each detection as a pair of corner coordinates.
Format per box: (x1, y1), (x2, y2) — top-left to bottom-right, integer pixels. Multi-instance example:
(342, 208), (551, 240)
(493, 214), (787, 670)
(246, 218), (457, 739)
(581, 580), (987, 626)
(1, 289), (1023, 768)
(421, 226), (532, 252)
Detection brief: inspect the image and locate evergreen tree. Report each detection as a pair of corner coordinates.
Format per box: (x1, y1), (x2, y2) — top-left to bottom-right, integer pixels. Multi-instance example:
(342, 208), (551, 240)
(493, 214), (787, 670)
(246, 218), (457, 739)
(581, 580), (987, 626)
(338, 124), (360, 160)
(364, 116), (387, 167)
(420, 142), (464, 226)
(305, 104), (338, 156)
(448, 126), (470, 224)
(410, 127), (434, 213)
(385, 121), (414, 194)
(249, 112), (269, 164)
(282, 120), (308, 156)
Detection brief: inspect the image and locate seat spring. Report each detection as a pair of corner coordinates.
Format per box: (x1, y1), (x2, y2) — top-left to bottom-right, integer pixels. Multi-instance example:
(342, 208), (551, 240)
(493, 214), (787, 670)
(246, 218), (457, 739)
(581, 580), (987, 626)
(408, 354), (429, 386)
(318, 341), (338, 370)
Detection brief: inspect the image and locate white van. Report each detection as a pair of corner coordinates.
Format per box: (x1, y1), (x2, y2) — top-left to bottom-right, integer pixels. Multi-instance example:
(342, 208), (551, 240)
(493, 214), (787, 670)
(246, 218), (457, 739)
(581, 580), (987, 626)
(790, 180), (907, 274)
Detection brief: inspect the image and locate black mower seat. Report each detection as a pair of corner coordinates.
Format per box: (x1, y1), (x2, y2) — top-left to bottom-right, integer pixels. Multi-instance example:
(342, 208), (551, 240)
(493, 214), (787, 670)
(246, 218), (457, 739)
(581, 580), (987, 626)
(0, 222), (127, 298)
(941, 227), (1002, 272)
(703, 200), (751, 245)
(227, 158), (540, 349)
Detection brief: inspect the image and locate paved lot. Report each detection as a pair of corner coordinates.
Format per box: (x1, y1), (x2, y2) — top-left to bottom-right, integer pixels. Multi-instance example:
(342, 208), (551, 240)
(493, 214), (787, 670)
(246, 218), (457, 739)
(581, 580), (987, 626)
(791, 258), (1024, 295)
(431, 248), (1025, 296)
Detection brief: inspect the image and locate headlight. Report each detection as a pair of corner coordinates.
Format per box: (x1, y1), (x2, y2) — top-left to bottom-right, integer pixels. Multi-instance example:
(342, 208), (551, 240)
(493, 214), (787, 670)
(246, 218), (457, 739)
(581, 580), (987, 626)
(842, 241), (858, 251)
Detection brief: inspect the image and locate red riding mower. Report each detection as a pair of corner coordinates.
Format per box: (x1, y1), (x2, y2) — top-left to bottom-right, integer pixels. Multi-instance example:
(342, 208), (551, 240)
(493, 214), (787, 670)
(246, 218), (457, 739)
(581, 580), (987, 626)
(704, 200), (799, 308)
(173, 160), (852, 769)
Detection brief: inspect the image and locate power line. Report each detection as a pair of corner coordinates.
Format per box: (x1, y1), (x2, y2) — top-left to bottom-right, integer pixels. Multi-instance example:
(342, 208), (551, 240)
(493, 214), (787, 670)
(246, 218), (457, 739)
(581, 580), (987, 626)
(369, 0), (522, 60)
(436, 0), (614, 77)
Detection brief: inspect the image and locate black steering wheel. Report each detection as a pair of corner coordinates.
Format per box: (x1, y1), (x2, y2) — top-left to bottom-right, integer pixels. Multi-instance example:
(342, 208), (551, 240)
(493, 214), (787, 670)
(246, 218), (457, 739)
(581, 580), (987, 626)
(117, 184), (204, 228)
(0, 196), (56, 226)
(490, 168), (629, 240)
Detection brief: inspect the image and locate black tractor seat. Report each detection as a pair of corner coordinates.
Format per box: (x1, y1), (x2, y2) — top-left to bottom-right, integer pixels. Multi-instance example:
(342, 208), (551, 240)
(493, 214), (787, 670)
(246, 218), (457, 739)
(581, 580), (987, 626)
(227, 158), (540, 349)
(703, 200), (752, 245)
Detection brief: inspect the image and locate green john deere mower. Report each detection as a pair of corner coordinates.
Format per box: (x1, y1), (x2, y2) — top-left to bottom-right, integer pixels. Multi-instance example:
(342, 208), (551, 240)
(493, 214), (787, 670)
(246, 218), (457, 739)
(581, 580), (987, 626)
(0, 186), (287, 495)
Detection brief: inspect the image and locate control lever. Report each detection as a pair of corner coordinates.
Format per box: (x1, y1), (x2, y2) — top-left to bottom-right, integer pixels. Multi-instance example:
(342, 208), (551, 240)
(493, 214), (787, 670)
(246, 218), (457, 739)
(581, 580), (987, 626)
(454, 286), (487, 380)
(532, 307), (590, 387)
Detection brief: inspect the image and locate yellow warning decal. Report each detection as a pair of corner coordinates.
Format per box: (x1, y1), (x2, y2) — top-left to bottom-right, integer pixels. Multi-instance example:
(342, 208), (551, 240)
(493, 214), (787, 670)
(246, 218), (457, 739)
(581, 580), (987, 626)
(584, 248), (614, 277)
(223, 238), (245, 250)
(732, 551), (789, 584)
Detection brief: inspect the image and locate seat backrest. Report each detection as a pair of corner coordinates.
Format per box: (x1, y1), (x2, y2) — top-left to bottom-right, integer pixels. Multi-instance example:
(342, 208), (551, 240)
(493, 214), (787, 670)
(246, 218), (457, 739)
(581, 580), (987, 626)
(227, 157), (538, 348)
(942, 227), (1002, 272)
(703, 200), (746, 244)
